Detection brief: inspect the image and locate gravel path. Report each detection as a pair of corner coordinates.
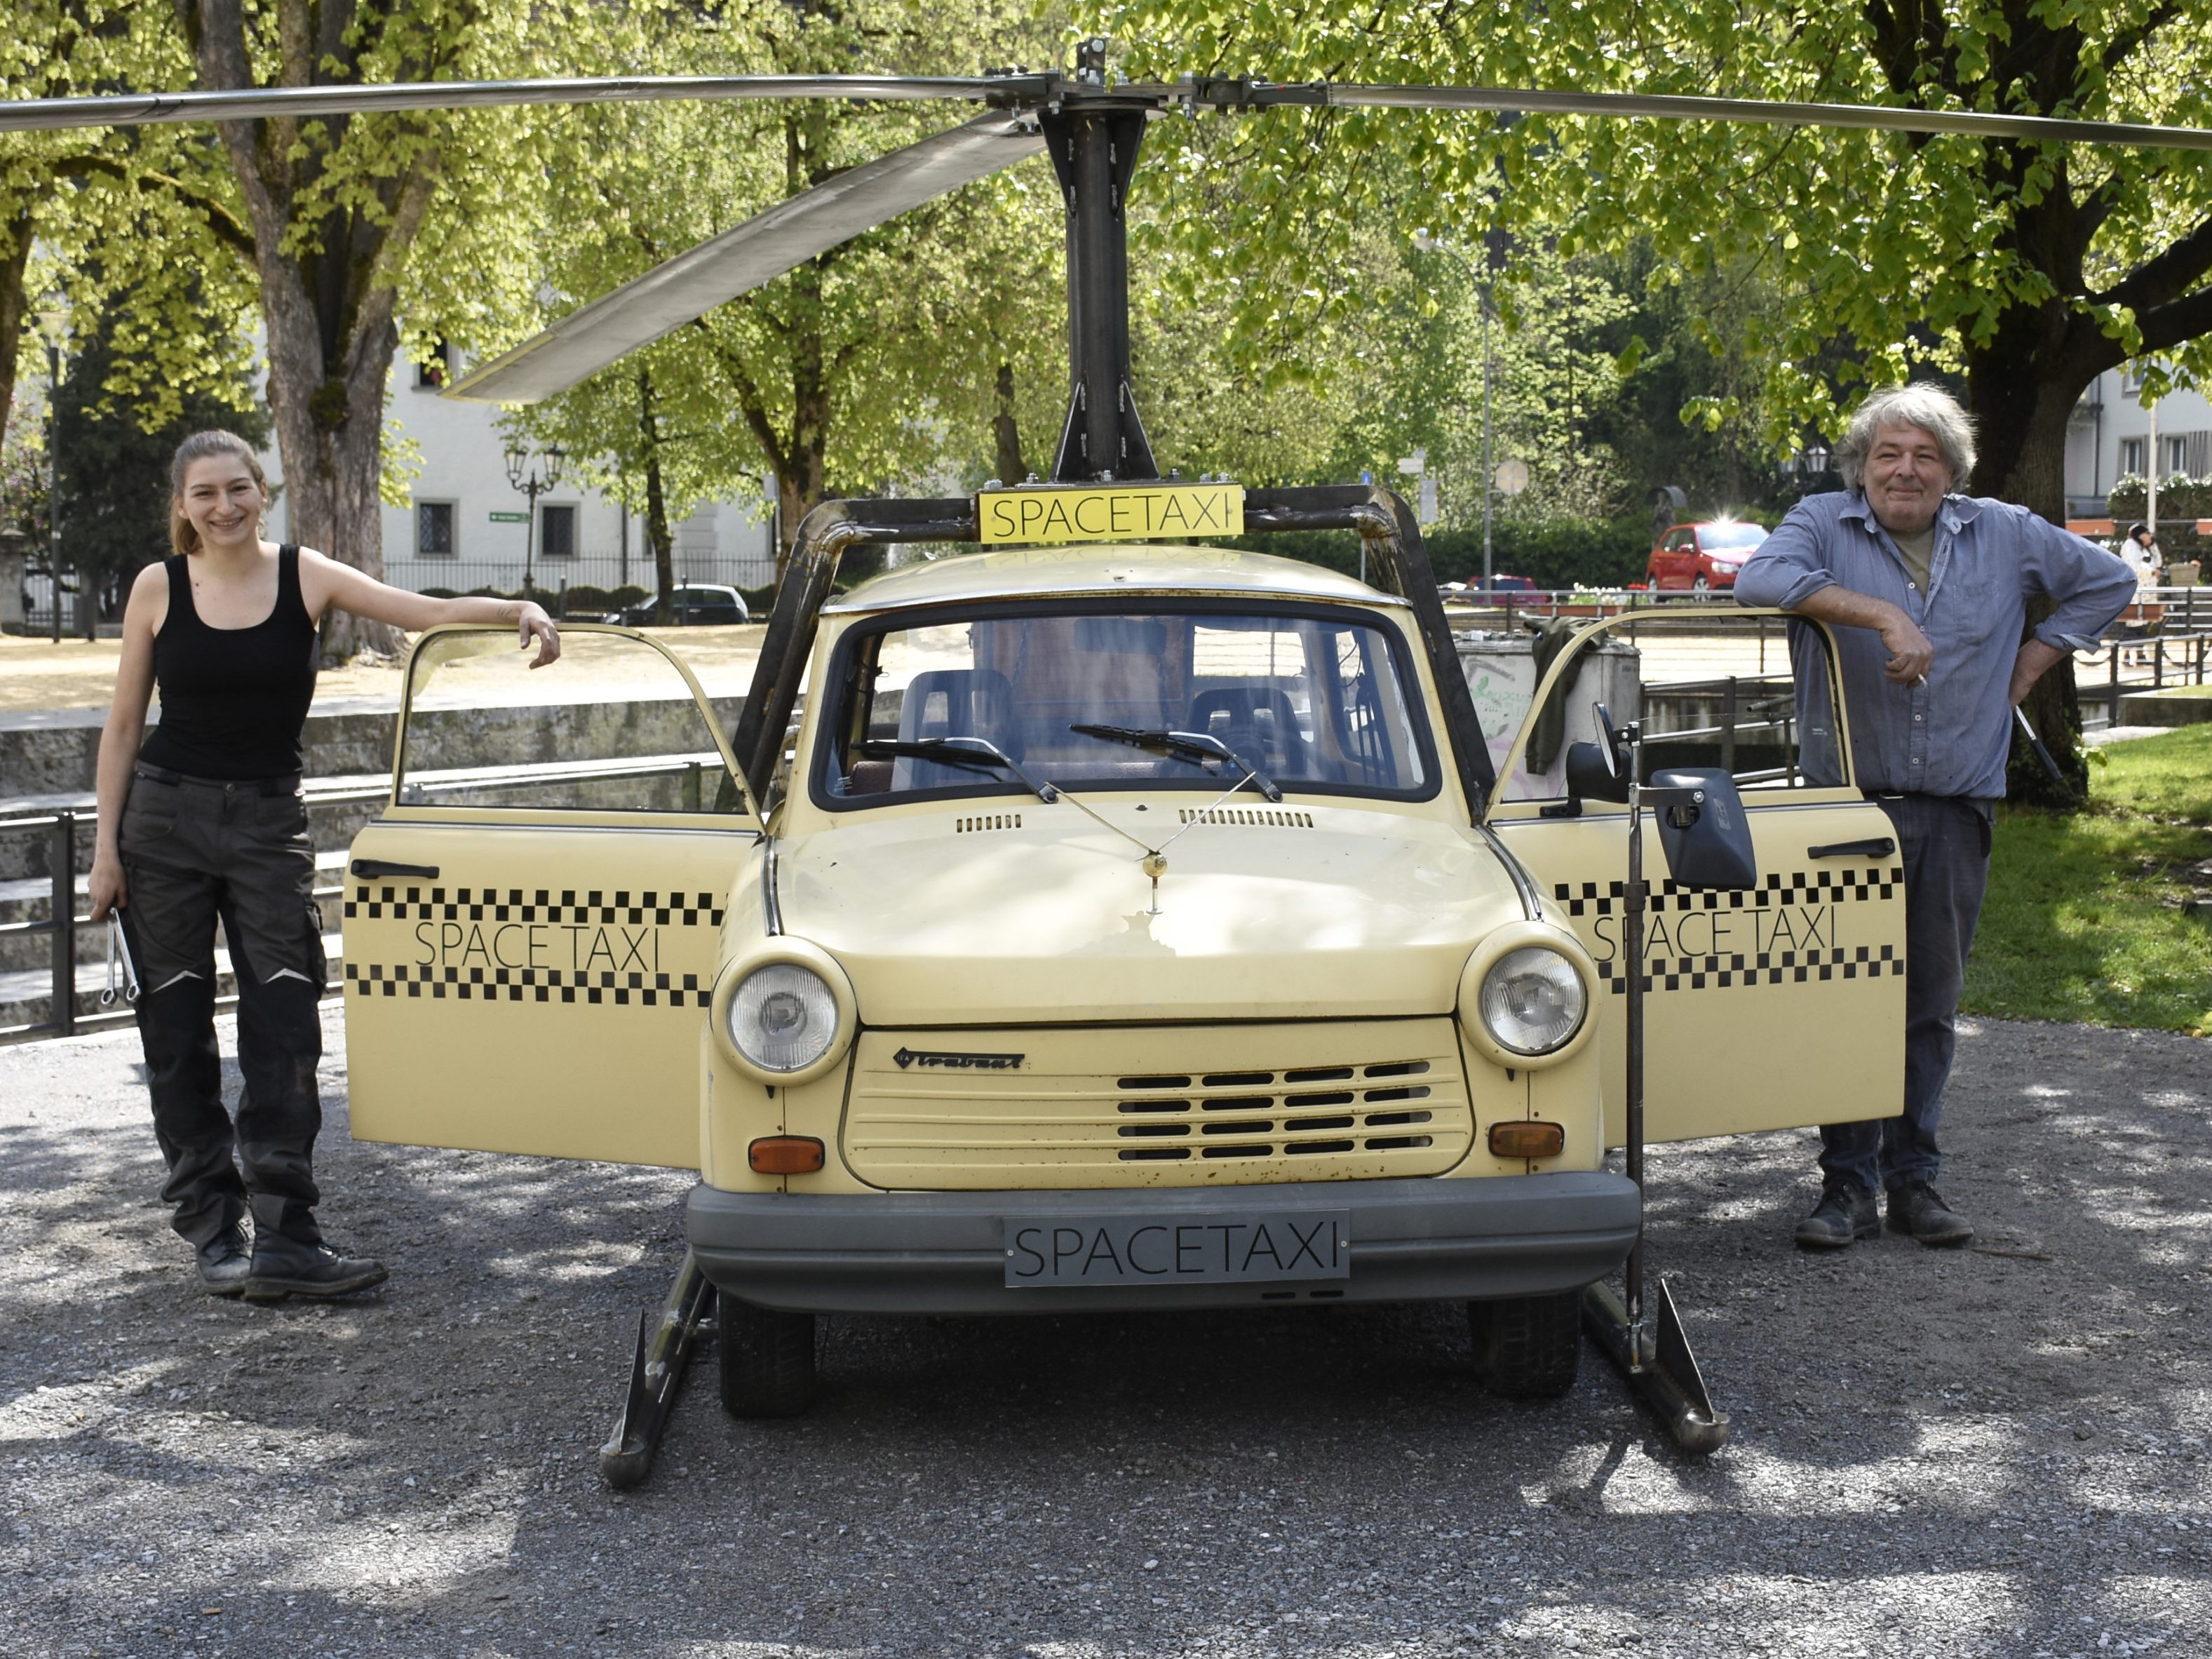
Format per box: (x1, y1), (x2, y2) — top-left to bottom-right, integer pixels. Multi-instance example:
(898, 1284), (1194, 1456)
(4, 1010), (2206, 1659)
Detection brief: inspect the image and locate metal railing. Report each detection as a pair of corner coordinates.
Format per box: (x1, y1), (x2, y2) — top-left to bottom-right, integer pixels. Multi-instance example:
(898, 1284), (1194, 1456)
(0, 756), (733, 1046)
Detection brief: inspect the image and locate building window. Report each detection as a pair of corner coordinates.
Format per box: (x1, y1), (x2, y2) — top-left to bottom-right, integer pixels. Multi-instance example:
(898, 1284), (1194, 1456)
(414, 341), (452, 390)
(416, 500), (456, 556)
(540, 504), (577, 558)
(2164, 431), (2209, 477)
(2120, 437), (2147, 478)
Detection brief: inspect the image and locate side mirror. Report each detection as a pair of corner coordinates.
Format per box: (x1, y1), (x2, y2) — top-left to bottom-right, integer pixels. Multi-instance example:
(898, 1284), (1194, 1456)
(1565, 741), (1629, 805)
(1650, 767), (1759, 890)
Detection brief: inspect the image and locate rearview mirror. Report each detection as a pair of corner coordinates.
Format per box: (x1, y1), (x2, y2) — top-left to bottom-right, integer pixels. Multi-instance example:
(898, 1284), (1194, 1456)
(1565, 741), (1629, 805)
(1650, 767), (1759, 890)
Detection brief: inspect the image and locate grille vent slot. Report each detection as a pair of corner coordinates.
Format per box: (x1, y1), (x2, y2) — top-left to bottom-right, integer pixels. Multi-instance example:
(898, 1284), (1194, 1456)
(955, 812), (1023, 833)
(1177, 807), (1315, 827)
(1114, 1060), (1434, 1162)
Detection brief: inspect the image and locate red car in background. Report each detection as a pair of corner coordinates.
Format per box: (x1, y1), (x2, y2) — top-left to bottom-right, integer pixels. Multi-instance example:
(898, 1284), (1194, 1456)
(1647, 520), (1769, 595)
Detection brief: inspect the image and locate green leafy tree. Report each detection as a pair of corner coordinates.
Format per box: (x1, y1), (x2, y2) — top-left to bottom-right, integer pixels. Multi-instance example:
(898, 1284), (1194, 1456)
(1103, 0), (2212, 800)
(55, 293), (271, 614)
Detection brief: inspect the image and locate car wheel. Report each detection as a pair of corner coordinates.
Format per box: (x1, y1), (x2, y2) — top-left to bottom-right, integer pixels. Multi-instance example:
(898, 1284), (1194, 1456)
(718, 1300), (817, 1418)
(1468, 1291), (1581, 1399)
(1691, 574), (1712, 600)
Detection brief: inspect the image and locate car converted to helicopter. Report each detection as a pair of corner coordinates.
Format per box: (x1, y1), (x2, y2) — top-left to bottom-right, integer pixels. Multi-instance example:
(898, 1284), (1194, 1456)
(8, 41), (2206, 1484)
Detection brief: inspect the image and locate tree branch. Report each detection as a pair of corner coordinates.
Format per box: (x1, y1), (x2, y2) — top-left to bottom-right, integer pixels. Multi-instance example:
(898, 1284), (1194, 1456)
(48, 153), (256, 262)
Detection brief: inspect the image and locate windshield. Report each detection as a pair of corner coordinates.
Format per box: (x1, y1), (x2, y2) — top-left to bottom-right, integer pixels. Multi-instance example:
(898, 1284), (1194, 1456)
(1700, 523), (1768, 551)
(814, 603), (1436, 807)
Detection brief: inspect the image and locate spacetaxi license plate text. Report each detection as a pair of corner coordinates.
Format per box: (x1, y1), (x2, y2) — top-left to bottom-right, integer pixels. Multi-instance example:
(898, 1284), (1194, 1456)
(1003, 1211), (1351, 1287)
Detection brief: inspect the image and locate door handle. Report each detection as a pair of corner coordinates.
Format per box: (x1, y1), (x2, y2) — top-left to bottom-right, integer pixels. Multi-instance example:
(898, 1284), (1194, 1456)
(351, 859), (440, 879)
(1807, 838), (1895, 860)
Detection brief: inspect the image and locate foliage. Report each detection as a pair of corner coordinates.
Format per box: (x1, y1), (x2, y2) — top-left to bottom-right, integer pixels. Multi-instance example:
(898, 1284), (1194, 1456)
(1967, 725), (2212, 1037)
(1220, 512), (1653, 589)
(53, 296), (271, 594)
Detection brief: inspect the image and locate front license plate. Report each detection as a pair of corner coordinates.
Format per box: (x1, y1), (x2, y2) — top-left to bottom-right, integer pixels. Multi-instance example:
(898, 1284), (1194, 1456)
(1003, 1211), (1351, 1288)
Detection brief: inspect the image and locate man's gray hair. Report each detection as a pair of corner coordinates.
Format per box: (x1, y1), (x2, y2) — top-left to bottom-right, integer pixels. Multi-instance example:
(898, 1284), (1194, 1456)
(1834, 384), (1977, 491)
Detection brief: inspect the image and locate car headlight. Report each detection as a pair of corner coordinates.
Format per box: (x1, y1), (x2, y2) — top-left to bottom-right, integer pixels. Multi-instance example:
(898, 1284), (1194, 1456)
(727, 962), (840, 1073)
(1478, 946), (1588, 1056)
(1708, 560), (1741, 573)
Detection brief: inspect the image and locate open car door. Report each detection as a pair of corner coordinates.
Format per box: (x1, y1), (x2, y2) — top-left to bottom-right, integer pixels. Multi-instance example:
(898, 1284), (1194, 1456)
(342, 626), (757, 1167)
(1484, 610), (1906, 1144)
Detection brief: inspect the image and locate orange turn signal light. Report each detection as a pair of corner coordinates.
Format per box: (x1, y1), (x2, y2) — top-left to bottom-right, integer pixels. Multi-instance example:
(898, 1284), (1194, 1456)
(1489, 1120), (1566, 1160)
(748, 1136), (826, 1175)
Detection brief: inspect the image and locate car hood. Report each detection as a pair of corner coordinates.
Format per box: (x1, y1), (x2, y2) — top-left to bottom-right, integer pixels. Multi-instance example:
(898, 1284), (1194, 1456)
(771, 801), (1526, 1026)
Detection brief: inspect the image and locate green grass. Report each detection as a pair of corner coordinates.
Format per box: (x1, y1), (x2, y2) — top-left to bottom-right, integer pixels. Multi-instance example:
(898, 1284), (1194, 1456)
(1967, 723), (2212, 1036)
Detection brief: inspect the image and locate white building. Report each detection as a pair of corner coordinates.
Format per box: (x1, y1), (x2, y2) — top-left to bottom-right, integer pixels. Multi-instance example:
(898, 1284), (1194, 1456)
(2065, 366), (2212, 523)
(261, 344), (777, 600)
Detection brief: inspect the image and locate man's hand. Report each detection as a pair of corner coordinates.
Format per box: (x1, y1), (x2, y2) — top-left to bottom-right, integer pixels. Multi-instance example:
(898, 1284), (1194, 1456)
(2008, 638), (2069, 706)
(1788, 585), (1934, 684)
(515, 602), (560, 669)
(1876, 609), (1934, 685)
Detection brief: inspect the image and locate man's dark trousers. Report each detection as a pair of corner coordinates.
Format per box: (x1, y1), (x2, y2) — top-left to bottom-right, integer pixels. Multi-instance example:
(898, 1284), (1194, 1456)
(1817, 793), (1991, 1195)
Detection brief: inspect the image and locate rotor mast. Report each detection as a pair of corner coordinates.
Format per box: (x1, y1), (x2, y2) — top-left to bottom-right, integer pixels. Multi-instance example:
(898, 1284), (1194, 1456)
(1041, 39), (1158, 483)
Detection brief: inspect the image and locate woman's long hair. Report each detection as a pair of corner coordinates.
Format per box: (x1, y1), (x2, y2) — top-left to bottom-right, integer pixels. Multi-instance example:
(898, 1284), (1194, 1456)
(168, 430), (270, 558)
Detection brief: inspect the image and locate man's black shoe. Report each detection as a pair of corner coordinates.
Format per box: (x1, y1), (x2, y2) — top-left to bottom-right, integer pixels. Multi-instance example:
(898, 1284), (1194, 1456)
(196, 1223), (252, 1298)
(1794, 1184), (1880, 1250)
(242, 1237), (388, 1303)
(1887, 1181), (1974, 1247)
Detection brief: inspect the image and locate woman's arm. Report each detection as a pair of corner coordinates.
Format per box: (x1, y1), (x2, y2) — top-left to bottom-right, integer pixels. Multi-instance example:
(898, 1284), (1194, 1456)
(297, 548), (560, 666)
(89, 565), (168, 921)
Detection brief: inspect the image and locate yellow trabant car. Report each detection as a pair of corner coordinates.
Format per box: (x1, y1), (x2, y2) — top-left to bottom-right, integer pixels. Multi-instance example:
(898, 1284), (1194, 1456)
(341, 535), (1903, 1418)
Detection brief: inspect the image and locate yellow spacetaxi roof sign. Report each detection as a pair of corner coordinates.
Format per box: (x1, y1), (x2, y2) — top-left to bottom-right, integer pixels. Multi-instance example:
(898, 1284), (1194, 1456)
(977, 482), (1245, 546)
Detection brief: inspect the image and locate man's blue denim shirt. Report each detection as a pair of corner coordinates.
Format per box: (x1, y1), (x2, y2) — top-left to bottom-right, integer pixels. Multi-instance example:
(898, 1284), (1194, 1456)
(1734, 491), (2134, 800)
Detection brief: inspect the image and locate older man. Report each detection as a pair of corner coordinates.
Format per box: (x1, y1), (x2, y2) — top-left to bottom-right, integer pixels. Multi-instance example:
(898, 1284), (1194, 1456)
(1736, 384), (2133, 1250)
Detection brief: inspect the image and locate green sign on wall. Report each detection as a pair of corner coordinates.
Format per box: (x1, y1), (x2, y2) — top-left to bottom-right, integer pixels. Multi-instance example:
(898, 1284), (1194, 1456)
(488, 510), (527, 523)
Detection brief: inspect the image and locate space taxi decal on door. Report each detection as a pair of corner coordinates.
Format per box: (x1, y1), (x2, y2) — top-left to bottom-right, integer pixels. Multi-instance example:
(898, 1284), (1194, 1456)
(1554, 864), (1906, 995)
(344, 882), (726, 1008)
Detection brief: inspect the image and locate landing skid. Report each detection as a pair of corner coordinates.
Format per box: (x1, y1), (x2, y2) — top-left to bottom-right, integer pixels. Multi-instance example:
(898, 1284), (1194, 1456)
(1583, 1275), (1729, 1454)
(599, 1249), (717, 1489)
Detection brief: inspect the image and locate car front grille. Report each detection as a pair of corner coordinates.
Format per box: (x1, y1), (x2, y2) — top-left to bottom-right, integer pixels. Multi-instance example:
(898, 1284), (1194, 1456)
(842, 1020), (1471, 1190)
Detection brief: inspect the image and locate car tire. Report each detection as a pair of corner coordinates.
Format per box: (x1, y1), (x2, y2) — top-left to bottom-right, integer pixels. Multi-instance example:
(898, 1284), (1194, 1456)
(1468, 1291), (1581, 1399)
(718, 1300), (817, 1418)
(1691, 574), (1712, 601)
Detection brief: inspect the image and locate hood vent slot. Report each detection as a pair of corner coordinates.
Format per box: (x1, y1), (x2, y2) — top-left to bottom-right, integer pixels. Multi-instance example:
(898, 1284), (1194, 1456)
(1178, 807), (1314, 828)
(955, 812), (1023, 833)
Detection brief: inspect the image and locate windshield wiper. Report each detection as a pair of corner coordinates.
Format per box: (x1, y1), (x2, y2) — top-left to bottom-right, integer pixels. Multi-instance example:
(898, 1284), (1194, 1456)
(1067, 723), (1284, 803)
(858, 737), (1059, 803)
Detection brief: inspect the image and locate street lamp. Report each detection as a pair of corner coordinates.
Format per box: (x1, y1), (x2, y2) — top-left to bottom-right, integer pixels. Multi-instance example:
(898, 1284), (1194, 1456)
(502, 445), (567, 598)
(1414, 229), (1496, 591)
(36, 307), (67, 643)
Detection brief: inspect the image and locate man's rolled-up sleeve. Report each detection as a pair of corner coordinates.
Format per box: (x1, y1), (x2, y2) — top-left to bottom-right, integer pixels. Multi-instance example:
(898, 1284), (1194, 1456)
(2019, 513), (2137, 647)
(1733, 507), (1836, 610)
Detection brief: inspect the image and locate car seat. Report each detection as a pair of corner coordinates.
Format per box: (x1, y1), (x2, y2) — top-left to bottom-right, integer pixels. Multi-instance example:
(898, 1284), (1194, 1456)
(892, 668), (1018, 791)
(1187, 686), (1311, 779)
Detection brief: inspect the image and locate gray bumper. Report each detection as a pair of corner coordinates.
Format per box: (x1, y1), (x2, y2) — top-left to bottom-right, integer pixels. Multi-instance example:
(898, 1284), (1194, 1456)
(685, 1172), (1640, 1315)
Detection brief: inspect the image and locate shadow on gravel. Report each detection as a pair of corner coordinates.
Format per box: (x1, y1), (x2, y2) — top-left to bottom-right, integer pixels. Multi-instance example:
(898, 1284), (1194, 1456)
(3, 1014), (2208, 1659)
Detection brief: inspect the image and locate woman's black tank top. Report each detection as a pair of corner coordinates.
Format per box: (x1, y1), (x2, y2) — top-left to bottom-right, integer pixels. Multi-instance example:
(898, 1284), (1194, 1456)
(139, 545), (318, 779)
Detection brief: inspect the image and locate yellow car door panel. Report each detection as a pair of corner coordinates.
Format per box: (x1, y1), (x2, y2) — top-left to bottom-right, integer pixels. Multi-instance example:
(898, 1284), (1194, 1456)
(342, 626), (757, 1167)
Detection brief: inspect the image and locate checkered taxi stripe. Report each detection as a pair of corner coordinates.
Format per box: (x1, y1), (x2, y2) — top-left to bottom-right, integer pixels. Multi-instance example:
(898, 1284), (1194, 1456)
(1553, 868), (1906, 996)
(342, 884), (724, 1008)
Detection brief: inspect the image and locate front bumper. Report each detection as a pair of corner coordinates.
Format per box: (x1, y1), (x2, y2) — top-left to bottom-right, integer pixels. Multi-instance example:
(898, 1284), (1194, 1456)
(685, 1172), (1639, 1315)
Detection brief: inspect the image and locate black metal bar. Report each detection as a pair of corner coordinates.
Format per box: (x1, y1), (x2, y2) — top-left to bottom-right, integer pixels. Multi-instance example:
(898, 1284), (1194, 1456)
(50, 813), (74, 1037)
(1042, 81), (1155, 482)
(729, 497), (979, 800)
(1622, 732), (1645, 1352)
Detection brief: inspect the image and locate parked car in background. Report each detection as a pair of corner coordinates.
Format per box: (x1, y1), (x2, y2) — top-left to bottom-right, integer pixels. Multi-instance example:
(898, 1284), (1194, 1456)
(613, 583), (753, 626)
(1646, 522), (1769, 595)
(1440, 574), (1539, 599)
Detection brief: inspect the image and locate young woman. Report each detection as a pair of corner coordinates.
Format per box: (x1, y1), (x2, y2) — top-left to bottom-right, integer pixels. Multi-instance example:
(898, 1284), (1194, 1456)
(88, 429), (560, 1301)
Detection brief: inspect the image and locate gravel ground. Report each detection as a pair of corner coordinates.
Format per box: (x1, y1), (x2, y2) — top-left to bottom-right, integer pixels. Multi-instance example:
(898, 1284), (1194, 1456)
(4, 1009), (2207, 1659)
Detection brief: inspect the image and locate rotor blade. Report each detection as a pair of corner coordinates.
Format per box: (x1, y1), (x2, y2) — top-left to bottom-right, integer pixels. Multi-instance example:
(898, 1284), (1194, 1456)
(1321, 83), (2212, 152)
(447, 114), (1046, 404)
(0, 73), (1053, 135)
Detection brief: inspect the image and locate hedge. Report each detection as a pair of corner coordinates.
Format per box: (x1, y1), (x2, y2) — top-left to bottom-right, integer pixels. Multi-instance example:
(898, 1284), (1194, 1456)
(1220, 511), (1658, 590)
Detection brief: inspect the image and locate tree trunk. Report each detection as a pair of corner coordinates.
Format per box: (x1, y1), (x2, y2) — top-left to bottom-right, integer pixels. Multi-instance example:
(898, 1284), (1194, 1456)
(0, 204), (33, 466)
(184, 0), (447, 664)
(638, 369), (676, 625)
(1969, 347), (2102, 809)
(992, 359), (1027, 485)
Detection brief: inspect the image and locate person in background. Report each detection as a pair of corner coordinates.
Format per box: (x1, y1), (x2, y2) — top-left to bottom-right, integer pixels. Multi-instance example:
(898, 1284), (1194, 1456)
(1734, 385), (2133, 1252)
(87, 430), (560, 1301)
(2120, 522), (2164, 587)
